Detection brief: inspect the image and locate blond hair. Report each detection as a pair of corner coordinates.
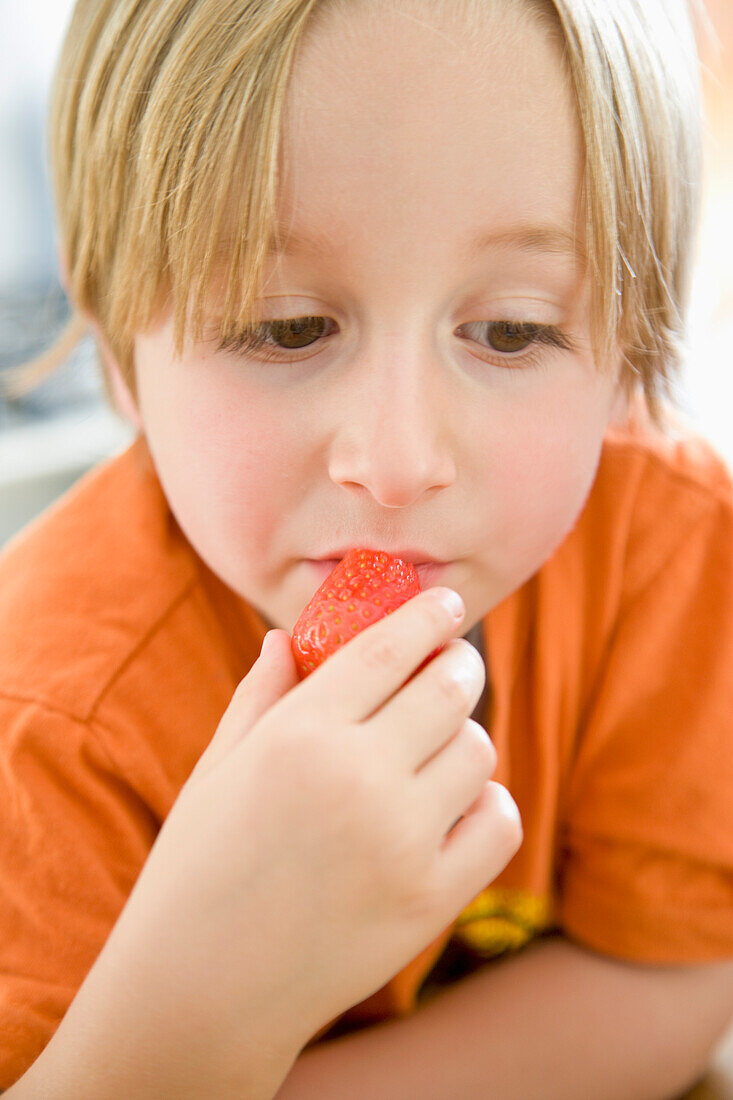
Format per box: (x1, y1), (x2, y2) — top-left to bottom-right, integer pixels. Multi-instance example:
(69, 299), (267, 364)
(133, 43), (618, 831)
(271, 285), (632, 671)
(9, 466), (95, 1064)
(6, 0), (704, 426)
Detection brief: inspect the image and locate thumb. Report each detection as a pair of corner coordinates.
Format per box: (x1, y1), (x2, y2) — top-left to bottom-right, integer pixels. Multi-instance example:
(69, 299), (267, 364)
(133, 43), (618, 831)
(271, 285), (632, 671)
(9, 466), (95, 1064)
(190, 629), (300, 779)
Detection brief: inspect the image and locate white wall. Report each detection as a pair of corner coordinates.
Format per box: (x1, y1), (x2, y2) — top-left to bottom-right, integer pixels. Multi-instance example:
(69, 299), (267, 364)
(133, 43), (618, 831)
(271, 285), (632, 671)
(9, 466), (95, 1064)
(0, 1), (75, 292)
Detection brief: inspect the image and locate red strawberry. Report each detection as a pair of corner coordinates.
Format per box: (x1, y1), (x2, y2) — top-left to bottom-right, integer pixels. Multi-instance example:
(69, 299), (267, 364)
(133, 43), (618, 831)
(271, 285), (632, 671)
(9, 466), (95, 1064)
(291, 548), (445, 680)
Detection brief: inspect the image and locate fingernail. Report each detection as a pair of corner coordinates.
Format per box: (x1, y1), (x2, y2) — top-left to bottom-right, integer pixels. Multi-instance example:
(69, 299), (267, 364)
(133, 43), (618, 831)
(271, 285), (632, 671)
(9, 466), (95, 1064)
(434, 588), (465, 619)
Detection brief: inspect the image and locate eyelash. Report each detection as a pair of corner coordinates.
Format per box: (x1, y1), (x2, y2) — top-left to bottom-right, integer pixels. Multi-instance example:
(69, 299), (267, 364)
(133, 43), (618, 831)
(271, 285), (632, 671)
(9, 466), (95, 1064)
(216, 316), (575, 369)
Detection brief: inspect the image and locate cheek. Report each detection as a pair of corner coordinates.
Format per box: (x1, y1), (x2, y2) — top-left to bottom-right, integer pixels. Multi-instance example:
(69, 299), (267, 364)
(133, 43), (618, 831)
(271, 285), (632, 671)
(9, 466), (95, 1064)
(188, 400), (302, 540)
(488, 381), (613, 560)
(138, 357), (305, 555)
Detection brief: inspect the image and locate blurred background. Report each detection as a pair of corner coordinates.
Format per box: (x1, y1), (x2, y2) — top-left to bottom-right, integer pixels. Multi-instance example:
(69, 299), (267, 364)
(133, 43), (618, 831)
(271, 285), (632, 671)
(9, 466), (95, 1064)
(0, 0), (732, 548)
(0, 0), (134, 545)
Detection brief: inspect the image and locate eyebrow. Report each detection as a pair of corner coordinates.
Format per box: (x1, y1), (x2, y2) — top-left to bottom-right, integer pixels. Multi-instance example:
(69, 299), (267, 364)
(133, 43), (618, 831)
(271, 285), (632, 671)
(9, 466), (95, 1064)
(467, 223), (584, 263)
(267, 221), (584, 262)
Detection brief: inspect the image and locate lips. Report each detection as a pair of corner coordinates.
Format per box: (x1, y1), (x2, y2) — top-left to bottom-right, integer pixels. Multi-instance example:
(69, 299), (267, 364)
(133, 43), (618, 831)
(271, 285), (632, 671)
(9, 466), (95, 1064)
(314, 547), (445, 566)
(308, 556), (449, 589)
(413, 561), (448, 588)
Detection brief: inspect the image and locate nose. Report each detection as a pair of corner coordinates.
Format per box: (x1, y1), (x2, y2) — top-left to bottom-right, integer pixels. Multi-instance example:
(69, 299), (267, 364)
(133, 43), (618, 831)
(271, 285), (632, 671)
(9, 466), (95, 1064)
(327, 339), (457, 509)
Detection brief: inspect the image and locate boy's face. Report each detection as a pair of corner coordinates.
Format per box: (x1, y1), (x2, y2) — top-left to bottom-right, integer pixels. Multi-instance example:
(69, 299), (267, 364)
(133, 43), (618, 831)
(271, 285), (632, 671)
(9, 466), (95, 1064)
(132, 0), (623, 635)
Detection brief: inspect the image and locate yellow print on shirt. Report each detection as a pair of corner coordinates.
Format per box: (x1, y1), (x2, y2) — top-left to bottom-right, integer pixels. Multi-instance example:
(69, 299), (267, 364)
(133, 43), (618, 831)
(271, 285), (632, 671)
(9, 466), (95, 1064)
(454, 888), (554, 956)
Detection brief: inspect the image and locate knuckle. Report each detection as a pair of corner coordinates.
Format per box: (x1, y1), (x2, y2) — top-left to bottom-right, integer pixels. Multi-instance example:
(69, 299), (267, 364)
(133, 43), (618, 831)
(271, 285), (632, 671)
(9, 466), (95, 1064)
(359, 628), (402, 673)
(436, 665), (474, 707)
(347, 762), (383, 807)
(503, 817), (524, 860)
(462, 720), (496, 773)
(313, 749), (382, 825)
(454, 639), (486, 680)
(435, 648), (481, 708)
(489, 784), (523, 855)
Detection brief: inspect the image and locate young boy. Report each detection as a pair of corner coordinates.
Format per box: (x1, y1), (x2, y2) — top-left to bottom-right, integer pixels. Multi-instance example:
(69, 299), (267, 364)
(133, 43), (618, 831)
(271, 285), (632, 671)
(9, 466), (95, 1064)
(2, 0), (733, 1096)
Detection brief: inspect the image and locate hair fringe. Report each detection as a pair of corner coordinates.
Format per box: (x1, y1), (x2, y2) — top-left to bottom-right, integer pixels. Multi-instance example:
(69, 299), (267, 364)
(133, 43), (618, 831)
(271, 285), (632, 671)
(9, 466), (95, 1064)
(17, 0), (704, 436)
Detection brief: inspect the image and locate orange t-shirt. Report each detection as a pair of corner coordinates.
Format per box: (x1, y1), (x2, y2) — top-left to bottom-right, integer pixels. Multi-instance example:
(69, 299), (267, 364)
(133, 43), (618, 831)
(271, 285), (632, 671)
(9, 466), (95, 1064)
(1, 406), (732, 1086)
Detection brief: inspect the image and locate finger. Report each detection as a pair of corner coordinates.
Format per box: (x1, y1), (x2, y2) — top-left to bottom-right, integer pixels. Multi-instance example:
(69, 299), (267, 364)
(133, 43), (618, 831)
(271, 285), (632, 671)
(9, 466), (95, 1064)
(412, 719), (497, 841)
(371, 638), (486, 772)
(435, 782), (523, 914)
(190, 630), (300, 779)
(296, 587), (466, 725)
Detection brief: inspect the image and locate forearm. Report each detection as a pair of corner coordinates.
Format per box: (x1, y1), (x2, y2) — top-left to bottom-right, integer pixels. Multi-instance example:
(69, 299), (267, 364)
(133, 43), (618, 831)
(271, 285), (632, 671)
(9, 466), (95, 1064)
(7, 1023), (293, 1100)
(5, 927), (301, 1100)
(275, 935), (733, 1100)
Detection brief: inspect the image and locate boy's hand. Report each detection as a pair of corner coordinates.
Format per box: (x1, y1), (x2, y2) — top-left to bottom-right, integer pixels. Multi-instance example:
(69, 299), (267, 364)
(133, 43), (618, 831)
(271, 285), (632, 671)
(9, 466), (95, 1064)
(67, 588), (521, 1090)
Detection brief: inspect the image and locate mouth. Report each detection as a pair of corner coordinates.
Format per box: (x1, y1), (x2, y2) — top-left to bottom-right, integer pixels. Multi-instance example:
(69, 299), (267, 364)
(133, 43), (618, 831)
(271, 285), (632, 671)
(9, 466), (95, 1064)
(315, 547), (446, 566)
(308, 557), (450, 589)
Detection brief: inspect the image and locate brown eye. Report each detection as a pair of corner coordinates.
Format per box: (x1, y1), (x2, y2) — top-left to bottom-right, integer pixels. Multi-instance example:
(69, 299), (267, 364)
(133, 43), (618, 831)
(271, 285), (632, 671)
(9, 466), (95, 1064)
(216, 316), (336, 360)
(485, 321), (542, 353)
(268, 317), (329, 349)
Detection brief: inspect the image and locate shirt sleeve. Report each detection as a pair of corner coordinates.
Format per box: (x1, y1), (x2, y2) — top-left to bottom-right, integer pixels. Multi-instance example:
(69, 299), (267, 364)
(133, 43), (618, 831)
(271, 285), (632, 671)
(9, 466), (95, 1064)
(557, 489), (733, 964)
(0, 697), (158, 1089)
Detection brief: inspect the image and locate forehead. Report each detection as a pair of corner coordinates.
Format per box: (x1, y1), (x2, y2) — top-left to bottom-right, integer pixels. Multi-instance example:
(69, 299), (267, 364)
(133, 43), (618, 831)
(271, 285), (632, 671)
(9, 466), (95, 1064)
(274, 0), (584, 263)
